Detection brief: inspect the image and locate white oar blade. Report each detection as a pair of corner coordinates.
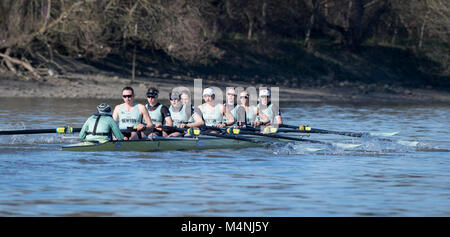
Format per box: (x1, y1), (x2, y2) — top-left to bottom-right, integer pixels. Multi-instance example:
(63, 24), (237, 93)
(305, 147), (325, 152)
(397, 140), (419, 147)
(333, 143), (362, 149)
(369, 132), (399, 137)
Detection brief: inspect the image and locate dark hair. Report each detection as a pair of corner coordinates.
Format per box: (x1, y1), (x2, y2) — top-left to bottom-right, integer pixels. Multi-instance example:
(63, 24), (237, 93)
(122, 86), (134, 95)
(180, 90), (190, 97)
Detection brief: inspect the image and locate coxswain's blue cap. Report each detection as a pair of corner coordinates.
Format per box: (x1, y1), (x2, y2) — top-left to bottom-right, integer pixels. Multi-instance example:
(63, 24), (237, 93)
(97, 103), (112, 115)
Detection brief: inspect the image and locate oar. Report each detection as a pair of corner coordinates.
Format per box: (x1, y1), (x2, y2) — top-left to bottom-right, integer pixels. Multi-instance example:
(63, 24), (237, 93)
(278, 124), (399, 144)
(0, 126), (147, 136)
(232, 126), (307, 135)
(209, 126), (331, 145)
(162, 126), (267, 144)
(279, 124), (368, 138)
(0, 126), (81, 135)
(208, 126), (362, 149)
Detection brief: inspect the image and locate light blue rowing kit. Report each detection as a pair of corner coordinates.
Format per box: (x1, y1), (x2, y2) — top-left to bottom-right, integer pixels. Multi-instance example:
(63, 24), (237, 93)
(80, 114), (124, 141)
(169, 104), (193, 126)
(199, 103), (223, 126)
(257, 103), (280, 124)
(118, 103), (142, 129)
(244, 105), (257, 124)
(145, 103), (171, 125)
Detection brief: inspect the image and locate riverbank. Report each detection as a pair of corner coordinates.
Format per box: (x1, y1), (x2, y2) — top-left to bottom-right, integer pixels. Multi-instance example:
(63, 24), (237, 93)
(1, 72), (449, 104)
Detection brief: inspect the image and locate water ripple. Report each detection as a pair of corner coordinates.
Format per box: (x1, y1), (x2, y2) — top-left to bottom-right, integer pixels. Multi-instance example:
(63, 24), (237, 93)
(0, 99), (449, 216)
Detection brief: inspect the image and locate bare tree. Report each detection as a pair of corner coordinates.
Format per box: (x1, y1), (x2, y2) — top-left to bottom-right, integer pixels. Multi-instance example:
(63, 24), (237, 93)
(318, 0), (390, 49)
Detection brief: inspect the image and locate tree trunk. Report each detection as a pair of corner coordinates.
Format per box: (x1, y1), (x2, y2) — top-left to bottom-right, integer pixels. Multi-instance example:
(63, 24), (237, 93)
(305, 0), (319, 49)
(419, 9), (430, 49)
(131, 45), (136, 83)
(391, 16), (398, 45)
(225, 0), (233, 18)
(0, 52), (41, 78)
(3, 48), (17, 73)
(305, 14), (314, 47)
(261, 0), (267, 38)
(246, 11), (253, 40)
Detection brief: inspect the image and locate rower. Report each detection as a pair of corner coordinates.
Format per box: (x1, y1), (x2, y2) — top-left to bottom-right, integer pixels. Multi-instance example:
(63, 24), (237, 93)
(239, 90), (270, 126)
(224, 88), (246, 126)
(180, 90), (201, 124)
(80, 103), (124, 142)
(167, 91), (204, 137)
(143, 87), (172, 137)
(257, 88), (283, 125)
(180, 91), (191, 107)
(113, 86), (153, 140)
(196, 88), (234, 131)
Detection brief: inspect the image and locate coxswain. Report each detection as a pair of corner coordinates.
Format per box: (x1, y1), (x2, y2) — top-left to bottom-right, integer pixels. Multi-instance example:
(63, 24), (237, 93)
(113, 86), (153, 140)
(80, 103), (124, 142)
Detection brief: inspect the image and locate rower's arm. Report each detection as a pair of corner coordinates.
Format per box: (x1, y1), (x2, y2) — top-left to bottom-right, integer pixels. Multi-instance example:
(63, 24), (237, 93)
(139, 104), (154, 128)
(222, 105), (235, 125)
(272, 105), (282, 124)
(275, 115), (283, 125)
(257, 107), (270, 124)
(187, 107), (204, 128)
(162, 105), (173, 126)
(188, 114), (204, 128)
(108, 117), (124, 141)
(165, 117), (173, 126)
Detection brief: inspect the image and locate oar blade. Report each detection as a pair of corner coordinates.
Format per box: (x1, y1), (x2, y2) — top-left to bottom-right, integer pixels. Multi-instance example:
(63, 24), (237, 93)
(369, 132), (399, 137)
(333, 143), (362, 149)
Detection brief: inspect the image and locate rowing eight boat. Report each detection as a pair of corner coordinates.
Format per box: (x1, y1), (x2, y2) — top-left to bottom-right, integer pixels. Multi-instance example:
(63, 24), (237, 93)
(61, 135), (291, 152)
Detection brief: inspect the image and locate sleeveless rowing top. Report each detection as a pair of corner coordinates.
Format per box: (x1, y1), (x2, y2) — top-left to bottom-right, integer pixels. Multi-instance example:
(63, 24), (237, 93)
(169, 104), (191, 126)
(245, 105), (257, 124)
(118, 103), (142, 129)
(257, 103), (275, 123)
(223, 103), (239, 125)
(146, 104), (163, 125)
(200, 103), (223, 126)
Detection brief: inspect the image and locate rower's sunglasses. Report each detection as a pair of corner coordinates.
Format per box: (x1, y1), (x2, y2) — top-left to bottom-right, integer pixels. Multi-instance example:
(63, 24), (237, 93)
(170, 97), (179, 101)
(147, 95), (156, 98)
(122, 94), (133, 98)
(240, 96), (249, 99)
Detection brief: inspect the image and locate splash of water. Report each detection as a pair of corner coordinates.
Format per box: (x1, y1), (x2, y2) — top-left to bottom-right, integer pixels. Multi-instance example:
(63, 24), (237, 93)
(1, 134), (79, 145)
(269, 135), (429, 156)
